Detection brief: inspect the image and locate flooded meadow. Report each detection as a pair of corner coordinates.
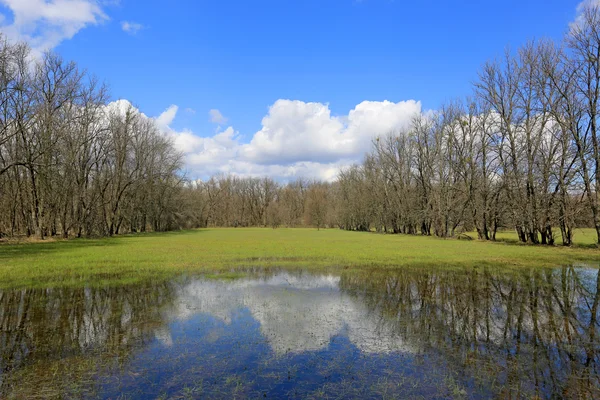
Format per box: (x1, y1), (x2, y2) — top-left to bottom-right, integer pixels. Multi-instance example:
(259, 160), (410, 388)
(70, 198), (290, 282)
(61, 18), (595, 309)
(0, 266), (598, 399)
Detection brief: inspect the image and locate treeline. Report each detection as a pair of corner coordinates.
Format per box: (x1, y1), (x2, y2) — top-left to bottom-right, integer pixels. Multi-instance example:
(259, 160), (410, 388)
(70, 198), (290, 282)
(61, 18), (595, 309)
(0, 39), (184, 238)
(338, 6), (600, 245)
(181, 176), (333, 230)
(189, 6), (600, 246)
(3, 6), (600, 247)
(190, 7), (600, 246)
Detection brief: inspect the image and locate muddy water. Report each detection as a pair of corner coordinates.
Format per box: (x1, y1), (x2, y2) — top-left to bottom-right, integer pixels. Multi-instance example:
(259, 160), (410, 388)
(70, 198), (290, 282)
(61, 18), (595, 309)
(0, 266), (598, 399)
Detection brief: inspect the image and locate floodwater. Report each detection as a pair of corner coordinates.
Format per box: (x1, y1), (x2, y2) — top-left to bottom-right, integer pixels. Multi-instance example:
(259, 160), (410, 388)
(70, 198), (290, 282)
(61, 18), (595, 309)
(0, 267), (598, 399)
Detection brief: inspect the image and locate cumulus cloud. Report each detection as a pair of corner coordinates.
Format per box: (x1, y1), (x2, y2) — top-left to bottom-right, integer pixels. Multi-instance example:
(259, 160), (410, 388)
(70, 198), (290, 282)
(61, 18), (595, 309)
(209, 108), (227, 124)
(121, 20), (144, 35)
(0, 2), (423, 182)
(105, 99), (151, 121)
(156, 104), (178, 128)
(576, 0), (600, 12)
(241, 99), (420, 165)
(0, 0), (107, 55)
(115, 98), (421, 181)
(571, 0), (600, 29)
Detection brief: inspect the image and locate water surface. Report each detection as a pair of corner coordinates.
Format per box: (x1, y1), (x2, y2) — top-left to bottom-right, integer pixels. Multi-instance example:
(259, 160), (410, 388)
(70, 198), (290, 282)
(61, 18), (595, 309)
(0, 266), (598, 399)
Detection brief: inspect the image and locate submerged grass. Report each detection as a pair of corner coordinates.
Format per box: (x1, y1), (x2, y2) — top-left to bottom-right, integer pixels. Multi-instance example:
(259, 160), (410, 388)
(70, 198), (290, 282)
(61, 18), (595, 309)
(0, 227), (599, 289)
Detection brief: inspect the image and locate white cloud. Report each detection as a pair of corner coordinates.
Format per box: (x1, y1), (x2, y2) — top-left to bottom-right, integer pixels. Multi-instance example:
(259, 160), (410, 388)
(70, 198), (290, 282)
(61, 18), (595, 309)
(121, 99), (421, 182)
(576, 0), (600, 12)
(0, 0), (107, 54)
(241, 99), (420, 165)
(121, 20), (143, 35)
(156, 104), (178, 128)
(571, 0), (600, 29)
(209, 108), (227, 124)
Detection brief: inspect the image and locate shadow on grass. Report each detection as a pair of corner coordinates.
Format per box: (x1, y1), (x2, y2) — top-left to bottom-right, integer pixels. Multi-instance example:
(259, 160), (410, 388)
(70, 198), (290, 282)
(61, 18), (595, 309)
(0, 237), (121, 261)
(489, 235), (600, 250)
(0, 229), (206, 261)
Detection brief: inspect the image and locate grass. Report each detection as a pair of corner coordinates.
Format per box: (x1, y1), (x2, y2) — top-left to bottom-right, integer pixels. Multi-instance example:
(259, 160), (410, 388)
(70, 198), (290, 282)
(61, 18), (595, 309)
(0, 228), (599, 289)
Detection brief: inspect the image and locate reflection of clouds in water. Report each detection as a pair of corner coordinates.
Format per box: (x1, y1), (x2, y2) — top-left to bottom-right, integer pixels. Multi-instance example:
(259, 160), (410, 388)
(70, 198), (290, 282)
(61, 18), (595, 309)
(154, 326), (174, 347)
(170, 273), (411, 355)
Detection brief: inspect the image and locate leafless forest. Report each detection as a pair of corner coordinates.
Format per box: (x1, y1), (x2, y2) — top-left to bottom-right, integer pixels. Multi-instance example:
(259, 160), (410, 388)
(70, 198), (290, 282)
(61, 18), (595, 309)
(2, 6), (600, 245)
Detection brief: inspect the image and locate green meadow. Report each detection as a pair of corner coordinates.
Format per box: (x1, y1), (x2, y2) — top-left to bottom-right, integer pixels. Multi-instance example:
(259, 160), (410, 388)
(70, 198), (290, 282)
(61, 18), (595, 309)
(0, 228), (599, 289)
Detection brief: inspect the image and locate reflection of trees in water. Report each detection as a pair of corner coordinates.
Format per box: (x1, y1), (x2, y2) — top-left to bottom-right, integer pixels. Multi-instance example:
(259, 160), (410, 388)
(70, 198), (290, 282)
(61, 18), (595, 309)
(0, 282), (174, 398)
(340, 267), (600, 399)
(0, 268), (598, 399)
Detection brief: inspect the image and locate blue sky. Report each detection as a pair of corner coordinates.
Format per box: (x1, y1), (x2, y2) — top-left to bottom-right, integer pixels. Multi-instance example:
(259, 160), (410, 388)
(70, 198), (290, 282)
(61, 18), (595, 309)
(0, 0), (587, 180)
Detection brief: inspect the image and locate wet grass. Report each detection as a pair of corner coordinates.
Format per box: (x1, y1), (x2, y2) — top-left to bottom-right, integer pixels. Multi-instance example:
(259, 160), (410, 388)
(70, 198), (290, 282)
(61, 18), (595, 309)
(0, 228), (598, 289)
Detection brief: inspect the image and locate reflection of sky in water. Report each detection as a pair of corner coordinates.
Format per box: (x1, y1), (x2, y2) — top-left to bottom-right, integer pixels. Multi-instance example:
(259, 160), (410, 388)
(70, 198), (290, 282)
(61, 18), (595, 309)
(2, 268), (598, 399)
(165, 272), (411, 355)
(100, 274), (450, 399)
